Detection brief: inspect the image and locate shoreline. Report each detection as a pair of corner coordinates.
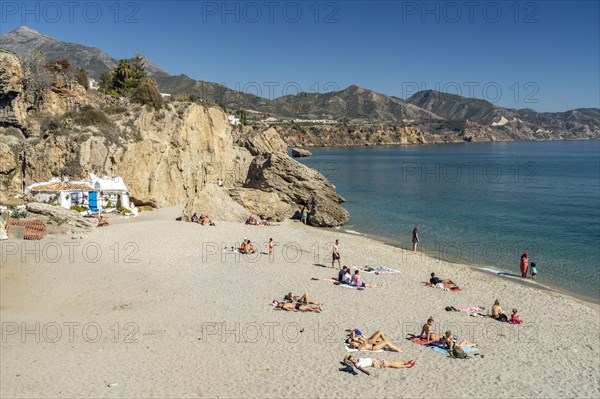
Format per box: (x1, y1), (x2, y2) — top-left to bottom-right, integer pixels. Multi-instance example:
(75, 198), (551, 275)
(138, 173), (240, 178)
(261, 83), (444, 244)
(331, 224), (600, 309)
(294, 137), (600, 149)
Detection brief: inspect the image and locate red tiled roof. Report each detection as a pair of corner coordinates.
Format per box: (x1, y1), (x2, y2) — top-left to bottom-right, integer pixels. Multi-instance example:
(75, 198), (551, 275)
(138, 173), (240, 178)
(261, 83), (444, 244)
(7, 219), (46, 240)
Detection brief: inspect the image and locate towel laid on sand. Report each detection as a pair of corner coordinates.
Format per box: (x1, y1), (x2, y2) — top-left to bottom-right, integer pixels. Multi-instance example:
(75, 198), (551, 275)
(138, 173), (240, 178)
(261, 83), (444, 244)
(409, 336), (477, 355)
(323, 278), (365, 290)
(424, 282), (462, 292)
(363, 267), (400, 274)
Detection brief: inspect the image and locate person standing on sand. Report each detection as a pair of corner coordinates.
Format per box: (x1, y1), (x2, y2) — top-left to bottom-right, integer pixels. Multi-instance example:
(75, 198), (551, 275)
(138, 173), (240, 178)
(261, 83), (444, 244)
(301, 206), (309, 224)
(412, 227), (419, 252)
(520, 252), (529, 278)
(269, 238), (274, 255)
(332, 239), (341, 268)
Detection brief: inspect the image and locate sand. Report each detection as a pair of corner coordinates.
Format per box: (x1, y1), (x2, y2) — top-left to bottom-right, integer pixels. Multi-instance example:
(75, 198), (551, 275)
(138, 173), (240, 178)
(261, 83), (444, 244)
(1, 206), (599, 398)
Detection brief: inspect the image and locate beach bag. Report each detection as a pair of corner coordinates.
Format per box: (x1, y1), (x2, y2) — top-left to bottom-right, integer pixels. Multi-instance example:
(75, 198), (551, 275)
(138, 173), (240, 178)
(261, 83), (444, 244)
(451, 346), (467, 359)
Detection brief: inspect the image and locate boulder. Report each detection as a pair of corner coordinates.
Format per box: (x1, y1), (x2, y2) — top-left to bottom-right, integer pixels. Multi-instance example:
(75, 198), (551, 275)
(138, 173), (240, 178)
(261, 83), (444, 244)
(229, 188), (291, 222)
(25, 202), (98, 231)
(182, 184), (249, 223)
(239, 127), (288, 156)
(291, 148), (312, 157)
(244, 152), (349, 227)
(307, 193), (350, 228)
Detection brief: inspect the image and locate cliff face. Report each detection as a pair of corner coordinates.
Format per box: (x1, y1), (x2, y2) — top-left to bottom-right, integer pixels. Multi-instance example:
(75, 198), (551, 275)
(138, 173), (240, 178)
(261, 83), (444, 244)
(0, 50), (28, 131)
(0, 55), (349, 226)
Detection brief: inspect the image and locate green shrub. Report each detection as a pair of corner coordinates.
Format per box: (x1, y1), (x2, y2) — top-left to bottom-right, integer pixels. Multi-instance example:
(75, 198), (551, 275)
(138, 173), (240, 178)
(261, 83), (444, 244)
(70, 204), (89, 212)
(117, 206), (132, 215)
(131, 78), (163, 110)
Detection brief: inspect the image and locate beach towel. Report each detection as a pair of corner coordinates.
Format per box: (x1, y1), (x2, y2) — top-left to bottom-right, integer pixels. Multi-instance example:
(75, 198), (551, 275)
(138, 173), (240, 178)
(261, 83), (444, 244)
(363, 267), (400, 274)
(460, 306), (484, 314)
(323, 278), (365, 289)
(424, 282), (462, 292)
(409, 336), (477, 356)
(344, 343), (384, 352)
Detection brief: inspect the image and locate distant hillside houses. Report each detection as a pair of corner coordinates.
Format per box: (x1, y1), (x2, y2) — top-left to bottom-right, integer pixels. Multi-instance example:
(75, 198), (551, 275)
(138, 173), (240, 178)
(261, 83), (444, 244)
(228, 115), (241, 125)
(88, 78), (99, 90)
(160, 93), (172, 98)
(292, 119), (337, 124)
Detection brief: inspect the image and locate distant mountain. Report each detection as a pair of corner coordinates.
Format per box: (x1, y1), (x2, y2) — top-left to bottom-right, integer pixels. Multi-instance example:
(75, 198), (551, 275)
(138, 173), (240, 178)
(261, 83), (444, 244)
(0, 26), (168, 79)
(269, 85), (441, 122)
(408, 90), (600, 134)
(1, 26), (598, 137)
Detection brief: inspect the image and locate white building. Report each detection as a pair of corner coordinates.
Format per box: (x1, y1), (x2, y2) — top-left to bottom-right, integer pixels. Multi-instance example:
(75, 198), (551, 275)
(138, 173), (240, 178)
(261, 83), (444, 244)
(228, 115), (241, 126)
(88, 78), (99, 90)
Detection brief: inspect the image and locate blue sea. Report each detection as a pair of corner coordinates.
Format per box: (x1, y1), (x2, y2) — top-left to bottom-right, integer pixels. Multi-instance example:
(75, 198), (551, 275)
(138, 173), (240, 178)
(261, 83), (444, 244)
(297, 140), (600, 302)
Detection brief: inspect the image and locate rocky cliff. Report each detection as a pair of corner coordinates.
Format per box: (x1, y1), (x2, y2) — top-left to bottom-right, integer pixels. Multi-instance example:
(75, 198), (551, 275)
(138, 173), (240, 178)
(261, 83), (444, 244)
(0, 54), (349, 226)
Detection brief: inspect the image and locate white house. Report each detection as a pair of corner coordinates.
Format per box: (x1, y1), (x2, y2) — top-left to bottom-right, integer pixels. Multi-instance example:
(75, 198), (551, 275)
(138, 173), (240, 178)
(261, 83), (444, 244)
(88, 78), (99, 90)
(228, 115), (241, 126)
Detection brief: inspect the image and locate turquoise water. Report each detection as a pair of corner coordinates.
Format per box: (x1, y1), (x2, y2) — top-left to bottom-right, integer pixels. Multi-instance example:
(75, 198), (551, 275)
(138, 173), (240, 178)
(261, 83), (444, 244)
(298, 140), (600, 302)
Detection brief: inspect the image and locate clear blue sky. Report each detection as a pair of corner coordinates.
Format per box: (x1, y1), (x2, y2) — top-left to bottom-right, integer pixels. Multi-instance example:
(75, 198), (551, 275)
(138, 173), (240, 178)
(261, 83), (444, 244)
(1, 0), (598, 111)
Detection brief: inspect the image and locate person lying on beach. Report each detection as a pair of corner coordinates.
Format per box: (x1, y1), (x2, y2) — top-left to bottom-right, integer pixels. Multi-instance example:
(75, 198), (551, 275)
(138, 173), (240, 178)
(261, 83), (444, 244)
(284, 292), (321, 305)
(273, 301), (322, 312)
(200, 214), (214, 225)
(419, 317), (442, 341)
(345, 356), (415, 375)
(491, 299), (509, 322)
(351, 270), (382, 288)
(97, 215), (110, 227)
(191, 213), (199, 223)
(441, 330), (478, 353)
(362, 265), (374, 272)
(429, 272), (457, 287)
(346, 330), (402, 352)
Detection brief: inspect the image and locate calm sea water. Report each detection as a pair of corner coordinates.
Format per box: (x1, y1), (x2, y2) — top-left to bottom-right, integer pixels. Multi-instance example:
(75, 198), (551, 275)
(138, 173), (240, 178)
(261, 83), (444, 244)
(297, 140), (600, 302)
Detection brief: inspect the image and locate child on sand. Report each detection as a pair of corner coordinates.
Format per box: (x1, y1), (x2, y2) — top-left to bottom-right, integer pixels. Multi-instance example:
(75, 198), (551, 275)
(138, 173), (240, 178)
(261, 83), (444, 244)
(510, 309), (524, 324)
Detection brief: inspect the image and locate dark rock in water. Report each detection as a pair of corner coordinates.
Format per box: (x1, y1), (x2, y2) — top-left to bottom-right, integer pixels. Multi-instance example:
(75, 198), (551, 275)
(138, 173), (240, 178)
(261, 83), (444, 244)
(245, 152), (349, 227)
(291, 148), (312, 158)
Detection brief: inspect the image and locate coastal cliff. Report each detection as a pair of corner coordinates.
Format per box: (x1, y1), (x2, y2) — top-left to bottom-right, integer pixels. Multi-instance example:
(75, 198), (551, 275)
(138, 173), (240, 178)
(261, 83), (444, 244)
(0, 52), (349, 226)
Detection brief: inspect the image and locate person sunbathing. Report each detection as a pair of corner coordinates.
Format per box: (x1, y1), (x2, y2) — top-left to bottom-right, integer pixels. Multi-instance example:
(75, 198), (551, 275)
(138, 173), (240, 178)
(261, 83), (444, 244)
(273, 301), (322, 312)
(346, 330), (402, 352)
(419, 317), (441, 341)
(491, 299), (509, 322)
(191, 213), (199, 223)
(97, 215), (110, 227)
(440, 330), (478, 352)
(430, 272), (457, 287)
(345, 356), (415, 375)
(284, 292), (320, 305)
(350, 270), (382, 288)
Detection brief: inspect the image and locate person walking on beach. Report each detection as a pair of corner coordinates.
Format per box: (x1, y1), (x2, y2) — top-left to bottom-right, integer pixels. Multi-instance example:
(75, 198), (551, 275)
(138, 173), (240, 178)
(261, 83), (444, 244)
(520, 252), (529, 278)
(301, 206), (309, 225)
(269, 238), (274, 255)
(412, 227), (419, 252)
(332, 239), (341, 268)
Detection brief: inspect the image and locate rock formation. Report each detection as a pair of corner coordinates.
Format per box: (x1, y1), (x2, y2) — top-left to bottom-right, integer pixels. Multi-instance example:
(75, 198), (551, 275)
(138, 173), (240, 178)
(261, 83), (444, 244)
(1, 55), (350, 227)
(291, 148), (312, 157)
(26, 202), (98, 231)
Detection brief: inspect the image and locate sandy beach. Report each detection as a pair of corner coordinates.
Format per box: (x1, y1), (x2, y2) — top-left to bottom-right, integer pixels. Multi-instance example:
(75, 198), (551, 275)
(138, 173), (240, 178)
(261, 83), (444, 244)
(1, 206), (599, 398)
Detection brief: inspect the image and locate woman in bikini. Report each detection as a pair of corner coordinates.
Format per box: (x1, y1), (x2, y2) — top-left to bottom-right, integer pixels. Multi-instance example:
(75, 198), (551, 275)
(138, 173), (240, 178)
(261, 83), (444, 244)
(419, 317), (441, 341)
(284, 292), (321, 305)
(346, 330), (402, 352)
(275, 301), (322, 312)
(441, 330), (478, 352)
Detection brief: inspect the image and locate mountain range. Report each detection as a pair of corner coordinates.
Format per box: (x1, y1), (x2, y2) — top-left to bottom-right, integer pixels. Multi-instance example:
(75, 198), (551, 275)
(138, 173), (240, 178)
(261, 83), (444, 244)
(0, 26), (598, 137)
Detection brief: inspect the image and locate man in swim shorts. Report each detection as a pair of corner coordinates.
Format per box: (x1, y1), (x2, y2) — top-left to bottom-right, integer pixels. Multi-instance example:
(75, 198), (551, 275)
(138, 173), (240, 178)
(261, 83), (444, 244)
(346, 356), (415, 375)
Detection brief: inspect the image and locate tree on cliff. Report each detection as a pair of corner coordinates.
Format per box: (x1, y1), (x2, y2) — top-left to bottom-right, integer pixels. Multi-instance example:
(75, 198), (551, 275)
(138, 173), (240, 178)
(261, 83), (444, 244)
(98, 54), (162, 109)
(20, 50), (53, 111)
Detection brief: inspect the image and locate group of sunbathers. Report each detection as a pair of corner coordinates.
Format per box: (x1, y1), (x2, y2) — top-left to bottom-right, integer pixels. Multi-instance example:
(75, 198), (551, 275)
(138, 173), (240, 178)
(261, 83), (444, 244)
(272, 292), (323, 312)
(191, 213), (214, 226)
(491, 299), (523, 324)
(240, 238), (256, 254)
(418, 317), (479, 353)
(344, 330), (415, 374)
(245, 214), (271, 226)
(336, 266), (382, 288)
